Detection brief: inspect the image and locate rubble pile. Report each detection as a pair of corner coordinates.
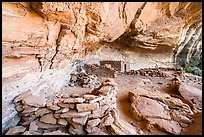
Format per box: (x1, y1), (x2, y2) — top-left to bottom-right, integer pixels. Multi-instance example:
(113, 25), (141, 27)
(69, 72), (100, 88)
(5, 79), (121, 135)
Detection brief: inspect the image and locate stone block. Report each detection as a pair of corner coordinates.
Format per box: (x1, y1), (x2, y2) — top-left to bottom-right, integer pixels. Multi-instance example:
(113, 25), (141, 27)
(40, 114), (57, 124)
(86, 118), (101, 129)
(60, 110), (91, 118)
(76, 103), (99, 112)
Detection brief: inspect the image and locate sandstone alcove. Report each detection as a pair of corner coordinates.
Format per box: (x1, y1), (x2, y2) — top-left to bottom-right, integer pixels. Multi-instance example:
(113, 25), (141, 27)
(2, 2), (202, 135)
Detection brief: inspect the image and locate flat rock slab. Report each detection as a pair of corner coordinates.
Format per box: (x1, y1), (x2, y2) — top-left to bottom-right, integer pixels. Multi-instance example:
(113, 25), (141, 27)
(22, 131), (33, 135)
(15, 105), (24, 112)
(29, 121), (38, 133)
(99, 113), (114, 128)
(147, 118), (181, 135)
(13, 89), (32, 103)
(35, 108), (52, 117)
(90, 104), (109, 118)
(98, 86), (113, 95)
(43, 130), (69, 135)
(58, 118), (68, 126)
(178, 82), (202, 110)
(76, 103), (99, 112)
(23, 95), (46, 107)
(21, 115), (38, 124)
(36, 120), (64, 129)
(129, 92), (171, 120)
(40, 114), (57, 124)
(109, 119), (138, 135)
(66, 118), (81, 129)
(60, 110), (91, 118)
(21, 107), (39, 114)
(62, 108), (70, 113)
(6, 126), (26, 135)
(86, 118), (101, 129)
(86, 127), (101, 134)
(57, 102), (75, 109)
(82, 94), (97, 100)
(102, 78), (117, 86)
(63, 98), (85, 103)
(68, 125), (86, 135)
(47, 104), (61, 110)
(72, 116), (88, 125)
(89, 96), (104, 103)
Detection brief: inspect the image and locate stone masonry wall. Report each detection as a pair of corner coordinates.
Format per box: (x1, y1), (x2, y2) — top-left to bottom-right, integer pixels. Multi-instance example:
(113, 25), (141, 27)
(5, 79), (118, 135)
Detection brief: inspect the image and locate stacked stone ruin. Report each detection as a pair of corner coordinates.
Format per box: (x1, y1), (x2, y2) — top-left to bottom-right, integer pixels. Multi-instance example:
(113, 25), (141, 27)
(126, 67), (184, 78)
(69, 72), (100, 88)
(6, 79), (119, 135)
(83, 63), (118, 78)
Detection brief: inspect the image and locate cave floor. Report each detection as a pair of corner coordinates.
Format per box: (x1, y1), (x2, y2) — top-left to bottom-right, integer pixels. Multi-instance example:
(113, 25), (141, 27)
(56, 71), (202, 135)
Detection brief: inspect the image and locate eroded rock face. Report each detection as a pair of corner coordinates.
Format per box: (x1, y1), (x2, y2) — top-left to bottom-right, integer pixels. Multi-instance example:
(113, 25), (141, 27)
(2, 2), (202, 133)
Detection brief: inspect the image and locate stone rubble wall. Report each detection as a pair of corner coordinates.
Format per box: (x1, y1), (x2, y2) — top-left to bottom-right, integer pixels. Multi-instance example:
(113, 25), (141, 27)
(69, 72), (100, 88)
(5, 79), (119, 135)
(126, 67), (184, 78)
(83, 63), (117, 78)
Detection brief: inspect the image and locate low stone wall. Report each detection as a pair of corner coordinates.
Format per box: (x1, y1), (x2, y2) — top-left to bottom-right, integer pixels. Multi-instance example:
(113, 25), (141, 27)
(5, 79), (118, 135)
(126, 67), (183, 78)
